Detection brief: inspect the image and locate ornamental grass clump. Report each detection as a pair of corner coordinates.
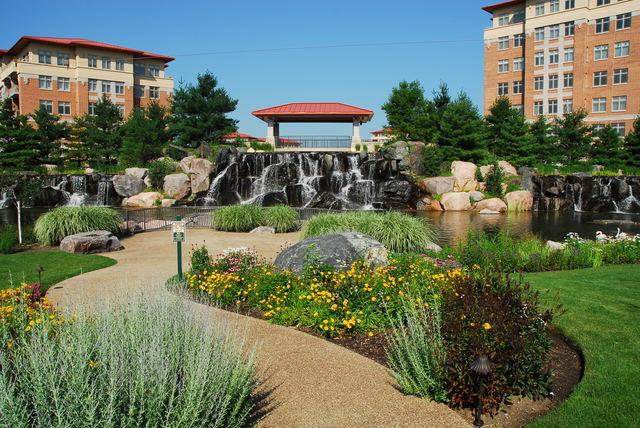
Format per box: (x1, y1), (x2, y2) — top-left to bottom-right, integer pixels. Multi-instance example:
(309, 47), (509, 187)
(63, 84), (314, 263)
(263, 205), (299, 233)
(34, 206), (122, 246)
(0, 294), (257, 427)
(302, 211), (435, 253)
(211, 204), (265, 232)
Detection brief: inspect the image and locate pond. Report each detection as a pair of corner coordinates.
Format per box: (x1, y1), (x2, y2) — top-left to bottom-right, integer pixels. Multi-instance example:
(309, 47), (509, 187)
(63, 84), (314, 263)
(2, 207), (639, 247)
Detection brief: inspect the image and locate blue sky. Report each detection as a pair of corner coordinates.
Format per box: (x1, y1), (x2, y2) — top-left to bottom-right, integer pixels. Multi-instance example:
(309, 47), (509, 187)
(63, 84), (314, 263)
(3, 0), (491, 137)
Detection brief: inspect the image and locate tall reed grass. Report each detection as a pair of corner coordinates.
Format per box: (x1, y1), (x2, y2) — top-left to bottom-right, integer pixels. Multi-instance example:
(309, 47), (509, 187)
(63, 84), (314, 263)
(34, 206), (122, 246)
(211, 204), (299, 233)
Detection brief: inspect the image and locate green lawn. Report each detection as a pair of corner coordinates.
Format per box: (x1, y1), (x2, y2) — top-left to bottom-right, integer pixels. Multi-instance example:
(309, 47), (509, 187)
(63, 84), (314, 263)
(0, 251), (116, 292)
(525, 265), (640, 428)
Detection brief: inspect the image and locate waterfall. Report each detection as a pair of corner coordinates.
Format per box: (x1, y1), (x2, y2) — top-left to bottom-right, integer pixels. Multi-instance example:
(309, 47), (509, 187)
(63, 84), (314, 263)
(95, 180), (110, 206)
(0, 190), (11, 209)
(53, 178), (71, 204)
(66, 176), (87, 206)
(204, 163), (238, 205)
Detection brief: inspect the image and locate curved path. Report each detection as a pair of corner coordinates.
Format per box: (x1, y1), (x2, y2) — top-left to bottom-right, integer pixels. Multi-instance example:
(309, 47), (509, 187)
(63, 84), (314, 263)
(47, 230), (468, 428)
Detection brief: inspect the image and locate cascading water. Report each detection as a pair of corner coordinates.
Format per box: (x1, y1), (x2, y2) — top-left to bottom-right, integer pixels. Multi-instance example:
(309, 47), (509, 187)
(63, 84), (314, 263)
(95, 180), (110, 206)
(0, 190), (11, 209)
(66, 176), (87, 206)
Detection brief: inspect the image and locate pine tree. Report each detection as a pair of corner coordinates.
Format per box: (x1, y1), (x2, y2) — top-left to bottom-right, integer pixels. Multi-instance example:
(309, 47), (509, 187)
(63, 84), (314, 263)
(0, 99), (39, 170)
(31, 105), (69, 166)
(590, 125), (623, 167)
(382, 80), (430, 141)
(529, 116), (557, 164)
(624, 116), (640, 169)
(169, 72), (237, 152)
(438, 92), (488, 163)
(72, 96), (123, 167)
(553, 109), (591, 164)
(119, 103), (169, 168)
(485, 97), (534, 166)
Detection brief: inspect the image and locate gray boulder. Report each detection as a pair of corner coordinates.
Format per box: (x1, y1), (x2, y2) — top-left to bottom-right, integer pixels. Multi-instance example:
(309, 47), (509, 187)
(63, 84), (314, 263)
(124, 167), (148, 180)
(418, 176), (454, 196)
(163, 173), (191, 200)
(60, 231), (123, 254)
(250, 226), (276, 234)
(274, 232), (388, 273)
(112, 175), (145, 197)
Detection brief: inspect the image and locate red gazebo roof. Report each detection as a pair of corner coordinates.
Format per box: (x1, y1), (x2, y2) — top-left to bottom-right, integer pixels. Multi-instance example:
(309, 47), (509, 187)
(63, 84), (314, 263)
(482, 0), (523, 13)
(252, 102), (373, 123)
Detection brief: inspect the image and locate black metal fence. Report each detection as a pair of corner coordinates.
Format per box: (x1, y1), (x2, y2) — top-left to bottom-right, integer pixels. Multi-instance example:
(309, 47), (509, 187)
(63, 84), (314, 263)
(276, 135), (352, 149)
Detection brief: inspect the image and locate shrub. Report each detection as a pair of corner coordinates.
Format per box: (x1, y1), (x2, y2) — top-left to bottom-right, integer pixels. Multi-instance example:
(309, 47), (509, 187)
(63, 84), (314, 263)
(440, 271), (553, 414)
(211, 204), (265, 232)
(0, 225), (19, 254)
(264, 205), (299, 233)
(248, 141), (274, 152)
(147, 158), (177, 189)
(189, 244), (212, 273)
(34, 206), (122, 246)
(302, 211), (435, 253)
(484, 161), (504, 197)
(0, 294), (257, 427)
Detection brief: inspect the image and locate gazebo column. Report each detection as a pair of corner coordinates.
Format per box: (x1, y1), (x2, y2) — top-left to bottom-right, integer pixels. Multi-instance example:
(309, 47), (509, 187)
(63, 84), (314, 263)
(265, 119), (277, 148)
(351, 119), (362, 151)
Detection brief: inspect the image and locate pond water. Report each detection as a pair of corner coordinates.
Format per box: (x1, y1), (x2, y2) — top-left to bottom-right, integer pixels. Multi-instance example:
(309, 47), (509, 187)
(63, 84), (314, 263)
(2, 207), (639, 248)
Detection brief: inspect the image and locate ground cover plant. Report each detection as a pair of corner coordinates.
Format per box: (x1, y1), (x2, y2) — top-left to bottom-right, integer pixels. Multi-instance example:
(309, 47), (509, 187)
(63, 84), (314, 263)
(0, 289), (258, 427)
(526, 265), (640, 427)
(34, 206), (122, 246)
(0, 225), (19, 254)
(211, 204), (299, 233)
(302, 211), (435, 253)
(0, 251), (116, 292)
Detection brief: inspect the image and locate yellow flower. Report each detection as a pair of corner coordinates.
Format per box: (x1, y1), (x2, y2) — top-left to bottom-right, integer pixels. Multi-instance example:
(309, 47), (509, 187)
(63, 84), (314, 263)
(367, 331), (374, 337)
(483, 322), (492, 330)
(88, 360), (99, 369)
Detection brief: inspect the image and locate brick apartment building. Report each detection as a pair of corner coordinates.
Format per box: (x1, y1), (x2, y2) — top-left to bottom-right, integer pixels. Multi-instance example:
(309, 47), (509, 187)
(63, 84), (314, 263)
(483, 0), (639, 135)
(0, 36), (174, 120)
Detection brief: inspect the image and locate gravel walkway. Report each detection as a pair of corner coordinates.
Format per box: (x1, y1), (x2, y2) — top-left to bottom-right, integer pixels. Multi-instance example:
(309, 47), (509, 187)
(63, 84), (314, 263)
(47, 229), (469, 428)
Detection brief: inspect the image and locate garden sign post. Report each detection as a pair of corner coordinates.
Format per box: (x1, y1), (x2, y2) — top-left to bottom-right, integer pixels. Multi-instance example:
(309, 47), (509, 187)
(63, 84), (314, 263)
(173, 216), (186, 280)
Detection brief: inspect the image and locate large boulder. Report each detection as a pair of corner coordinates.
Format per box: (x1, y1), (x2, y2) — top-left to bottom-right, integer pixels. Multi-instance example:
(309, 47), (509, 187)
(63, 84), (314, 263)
(440, 192), (472, 211)
(180, 156), (213, 194)
(416, 196), (443, 211)
(505, 190), (534, 211)
(384, 141), (426, 175)
(274, 233), (388, 273)
(125, 191), (163, 208)
(124, 167), (148, 180)
(498, 160), (518, 177)
(60, 231), (123, 254)
(418, 176), (454, 196)
(163, 173), (191, 200)
(451, 161), (478, 191)
(112, 174), (145, 197)
(474, 197), (507, 213)
(468, 191), (484, 202)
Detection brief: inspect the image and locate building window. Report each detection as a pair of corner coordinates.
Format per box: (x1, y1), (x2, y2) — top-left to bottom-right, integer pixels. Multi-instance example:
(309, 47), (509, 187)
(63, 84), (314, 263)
(57, 77), (70, 91)
(550, 0), (560, 13)
(564, 73), (574, 88)
(534, 76), (544, 90)
(548, 100), (559, 114)
(549, 49), (559, 64)
(134, 63), (146, 75)
(498, 36), (509, 50)
(513, 57), (524, 71)
(592, 97), (607, 113)
(89, 102), (97, 116)
(617, 13), (632, 30)
(513, 80), (524, 94)
(614, 68), (628, 84)
(88, 55), (97, 68)
(498, 59), (509, 73)
(596, 17), (610, 34)
(615, 41), (630, 57)
(592, 124), (605, 133)
(549, 74), (559, 89)
(38, 50), (52, 64)
(57, 53), (69, 66)
(513, 11), (525, 23)
(58, 101), (71, 116)
(565, 0), (575, 9)
(102, 81), (111, 93)
(148, 65), (160, 77)
(134, 84), (145, 98)
(498, 14), (510, 26)
(563, 99), (573, 113)
(513, 105), (523, 114)
(535, 52), (544, 66)
(612, 96), (627, 112)
(115, 59), (125, 71)
(514, 33), (525, 47)
(535, 27), (545, 41)
(612, 123), (626, 136)
(535, 3), (545, 16)
(564, 47), (574, 62)
(549, 25), (560, 39)
(534, 101), (544, 115)
(594, 44), (609, 60)
(565, 21), (575, 36)
(39, 100), (53, 113)
(88, 79), (97, 92)
(101, 57), (111, 69)
(115, 81), (124, 95)
(593, 71), (608, 86)
(149, 86), (160, 99)
(116, 104), (125, 117)
(38, 75), (52, 90)
(596, 0), (611, 5)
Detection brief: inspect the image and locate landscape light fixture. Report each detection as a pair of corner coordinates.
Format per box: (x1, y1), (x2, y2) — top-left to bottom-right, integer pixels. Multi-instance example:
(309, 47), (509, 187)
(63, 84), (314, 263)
(36, 265), (45, 287)
(470, 354), (492, 427)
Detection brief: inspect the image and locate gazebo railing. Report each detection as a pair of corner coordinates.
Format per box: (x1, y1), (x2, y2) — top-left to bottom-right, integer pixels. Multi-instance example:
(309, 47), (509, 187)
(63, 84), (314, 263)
(277, 135), (352, 149)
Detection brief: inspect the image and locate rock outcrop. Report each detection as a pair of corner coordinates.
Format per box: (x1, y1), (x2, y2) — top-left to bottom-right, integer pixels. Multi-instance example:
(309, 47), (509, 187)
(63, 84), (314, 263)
(163, 174), (191, 200)
(59, 231), (123, 254)
(474, 198), (507, 213)
(112, 175), (145, 197)
(180, 156), (214, 194)
(451, 161), (478, 192)
(505, 190), (534, 211)
(418, 177), (454, 196)
(440, 192), (472, 211)
(124, 192), (163, 208)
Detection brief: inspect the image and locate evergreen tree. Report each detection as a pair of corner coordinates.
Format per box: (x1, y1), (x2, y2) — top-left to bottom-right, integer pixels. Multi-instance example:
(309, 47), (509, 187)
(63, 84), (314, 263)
(485, 97), (534, 166)
(624, 116), (640, 169)
(553, 109), (591, 164)
(31, 105), (69, 166)
(0, 99), (39, 170)
(381, 80), (430, 141)
(72, 96), (123, 167)
(169, 72), (237, 153)
(590, 125), (623, 167)
(529, 116), (557, 164)
(438, 92), (488, 163)
(119, 103), (169, 168)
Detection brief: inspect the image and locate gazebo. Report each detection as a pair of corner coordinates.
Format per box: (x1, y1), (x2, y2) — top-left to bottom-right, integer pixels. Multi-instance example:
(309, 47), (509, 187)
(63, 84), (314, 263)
(252, 102), (374, 150)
